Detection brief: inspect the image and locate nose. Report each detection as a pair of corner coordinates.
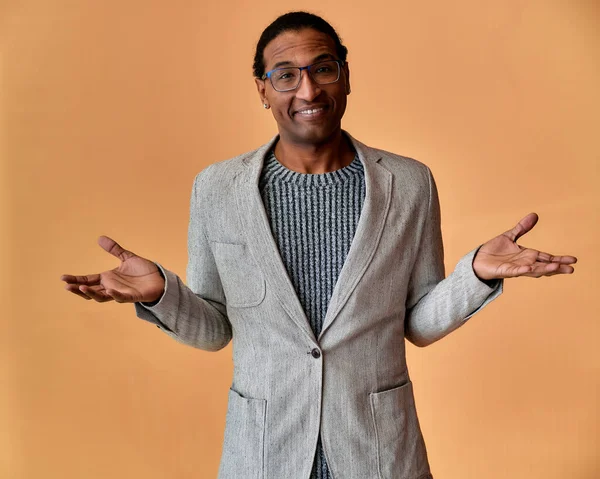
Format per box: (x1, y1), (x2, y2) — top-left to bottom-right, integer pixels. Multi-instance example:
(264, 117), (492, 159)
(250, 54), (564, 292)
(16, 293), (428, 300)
(295, 69), (322, 101)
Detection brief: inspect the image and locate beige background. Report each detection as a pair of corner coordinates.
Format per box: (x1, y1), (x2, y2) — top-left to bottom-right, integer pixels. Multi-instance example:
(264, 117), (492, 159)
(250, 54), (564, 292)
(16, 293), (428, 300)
(2, 1), (599, 478)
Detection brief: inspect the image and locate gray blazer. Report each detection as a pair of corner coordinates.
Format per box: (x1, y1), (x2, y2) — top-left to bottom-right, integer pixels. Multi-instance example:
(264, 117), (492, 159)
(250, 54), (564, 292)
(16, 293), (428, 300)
(134, 131), (503, 479)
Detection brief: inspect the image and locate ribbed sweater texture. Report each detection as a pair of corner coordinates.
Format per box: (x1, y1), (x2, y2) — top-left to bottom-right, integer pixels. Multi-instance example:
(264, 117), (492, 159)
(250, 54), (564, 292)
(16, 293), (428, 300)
(259, 149), (366, 479)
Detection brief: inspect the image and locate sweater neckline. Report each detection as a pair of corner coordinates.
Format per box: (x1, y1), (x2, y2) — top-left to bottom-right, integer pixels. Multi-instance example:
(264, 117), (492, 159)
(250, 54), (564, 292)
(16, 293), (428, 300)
(261, 150), (363, 187)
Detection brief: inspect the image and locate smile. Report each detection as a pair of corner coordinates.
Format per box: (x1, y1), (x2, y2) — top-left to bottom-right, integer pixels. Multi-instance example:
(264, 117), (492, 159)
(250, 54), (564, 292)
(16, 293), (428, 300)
(295, 107), (328, 117)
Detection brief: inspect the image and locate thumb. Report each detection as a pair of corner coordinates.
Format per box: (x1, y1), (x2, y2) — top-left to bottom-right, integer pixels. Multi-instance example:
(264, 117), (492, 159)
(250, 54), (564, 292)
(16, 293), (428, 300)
(97, 235), (135, 261)
(505, 212), (539, 243)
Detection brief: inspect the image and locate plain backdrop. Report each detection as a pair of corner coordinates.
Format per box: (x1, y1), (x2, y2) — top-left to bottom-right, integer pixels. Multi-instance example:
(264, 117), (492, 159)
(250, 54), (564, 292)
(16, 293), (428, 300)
(2, 1), (598, 478)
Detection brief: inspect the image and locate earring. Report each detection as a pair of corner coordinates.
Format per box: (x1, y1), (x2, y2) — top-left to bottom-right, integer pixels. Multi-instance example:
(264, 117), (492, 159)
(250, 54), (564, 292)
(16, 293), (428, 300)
(263, 103), (269, 109)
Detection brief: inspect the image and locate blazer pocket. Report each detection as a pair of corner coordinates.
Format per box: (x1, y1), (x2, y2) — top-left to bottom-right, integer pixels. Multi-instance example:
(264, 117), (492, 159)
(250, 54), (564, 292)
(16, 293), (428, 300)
(212, 242), (266, 308)
(369, 381), (432, 479)
(218, 387), (267, 479)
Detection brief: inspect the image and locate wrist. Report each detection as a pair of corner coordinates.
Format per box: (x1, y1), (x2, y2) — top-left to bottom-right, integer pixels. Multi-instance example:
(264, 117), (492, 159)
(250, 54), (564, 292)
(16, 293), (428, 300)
(472, 245), (498, 287)
(142, 267), (166, 306)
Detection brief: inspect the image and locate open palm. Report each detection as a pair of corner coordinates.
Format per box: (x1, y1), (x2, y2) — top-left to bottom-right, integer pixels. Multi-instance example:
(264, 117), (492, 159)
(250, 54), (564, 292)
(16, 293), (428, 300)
(61, 236), (165, 303)
(472, 213), (577, 280)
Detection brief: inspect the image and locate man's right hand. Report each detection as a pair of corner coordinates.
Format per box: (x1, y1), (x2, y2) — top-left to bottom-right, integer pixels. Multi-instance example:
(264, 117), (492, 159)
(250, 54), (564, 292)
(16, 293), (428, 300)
(60, 236), (165, 304)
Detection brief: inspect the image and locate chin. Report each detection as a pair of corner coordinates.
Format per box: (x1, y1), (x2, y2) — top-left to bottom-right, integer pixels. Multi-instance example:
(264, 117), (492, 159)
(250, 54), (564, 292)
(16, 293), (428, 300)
(287, 124), (340, 145)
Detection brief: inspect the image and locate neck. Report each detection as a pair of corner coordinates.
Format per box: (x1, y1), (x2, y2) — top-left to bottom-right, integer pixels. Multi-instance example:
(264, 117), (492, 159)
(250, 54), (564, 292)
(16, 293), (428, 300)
(273, 129), (355, 174)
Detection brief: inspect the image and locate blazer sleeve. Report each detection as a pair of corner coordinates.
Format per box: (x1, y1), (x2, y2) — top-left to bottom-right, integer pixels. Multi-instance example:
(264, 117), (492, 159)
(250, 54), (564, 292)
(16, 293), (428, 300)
(404, 166), (503, 347)
(133, 167), (232, 351)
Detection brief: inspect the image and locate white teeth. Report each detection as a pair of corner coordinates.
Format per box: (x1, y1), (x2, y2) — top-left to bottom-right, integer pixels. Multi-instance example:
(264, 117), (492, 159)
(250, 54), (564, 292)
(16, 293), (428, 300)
(297, 108), (324, 115)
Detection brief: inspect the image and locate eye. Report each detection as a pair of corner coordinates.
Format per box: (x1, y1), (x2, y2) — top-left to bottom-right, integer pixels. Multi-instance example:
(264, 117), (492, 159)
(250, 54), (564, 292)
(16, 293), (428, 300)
(274, 69), (297, 81)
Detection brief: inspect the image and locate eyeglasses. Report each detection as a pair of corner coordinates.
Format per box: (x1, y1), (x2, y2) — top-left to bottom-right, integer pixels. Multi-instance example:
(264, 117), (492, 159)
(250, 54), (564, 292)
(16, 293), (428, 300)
(261, 60), (344, 92)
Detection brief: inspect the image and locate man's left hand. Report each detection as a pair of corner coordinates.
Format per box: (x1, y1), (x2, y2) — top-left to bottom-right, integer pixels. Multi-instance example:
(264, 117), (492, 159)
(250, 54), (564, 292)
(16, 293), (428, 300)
(472, 212), (577, 281)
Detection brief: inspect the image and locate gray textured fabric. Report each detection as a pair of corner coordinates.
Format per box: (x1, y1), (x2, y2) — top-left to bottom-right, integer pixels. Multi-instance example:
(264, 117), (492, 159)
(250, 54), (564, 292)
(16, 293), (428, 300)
(259, 150), (366, 479)
(133, 131), (504, 479)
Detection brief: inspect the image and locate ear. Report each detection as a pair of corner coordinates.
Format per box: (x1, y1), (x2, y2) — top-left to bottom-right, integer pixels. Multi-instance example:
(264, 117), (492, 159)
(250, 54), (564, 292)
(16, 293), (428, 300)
(343, 62), (351, 95)
(255, 78), (269, 108)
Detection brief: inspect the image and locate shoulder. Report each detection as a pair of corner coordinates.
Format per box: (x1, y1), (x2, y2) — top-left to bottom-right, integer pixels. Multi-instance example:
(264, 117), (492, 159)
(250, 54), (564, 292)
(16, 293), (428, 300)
(347, 132), (432, 178)
(358, 141), (434, 188)
(191, 143), (268, 197)
(375, 147), (430, 174)
(348, 134), (439, 203)
(196, 147), (258, 181)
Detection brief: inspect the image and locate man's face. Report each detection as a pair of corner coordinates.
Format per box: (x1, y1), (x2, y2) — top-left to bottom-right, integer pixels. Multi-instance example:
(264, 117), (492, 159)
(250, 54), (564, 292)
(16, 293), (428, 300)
(255, 28), (351, 147)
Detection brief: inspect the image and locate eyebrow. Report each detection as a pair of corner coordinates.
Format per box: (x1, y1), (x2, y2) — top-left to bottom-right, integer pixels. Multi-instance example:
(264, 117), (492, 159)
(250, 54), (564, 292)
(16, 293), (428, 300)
(270, 53), (336, 70)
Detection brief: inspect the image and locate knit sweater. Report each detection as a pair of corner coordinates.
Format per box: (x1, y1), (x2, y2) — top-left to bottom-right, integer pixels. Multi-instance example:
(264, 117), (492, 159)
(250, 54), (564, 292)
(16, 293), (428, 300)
(259, 149), (366, 479)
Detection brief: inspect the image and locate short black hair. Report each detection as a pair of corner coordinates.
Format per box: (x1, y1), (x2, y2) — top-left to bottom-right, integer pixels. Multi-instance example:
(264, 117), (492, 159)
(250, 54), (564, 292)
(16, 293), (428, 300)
(253, 11), (348, 79)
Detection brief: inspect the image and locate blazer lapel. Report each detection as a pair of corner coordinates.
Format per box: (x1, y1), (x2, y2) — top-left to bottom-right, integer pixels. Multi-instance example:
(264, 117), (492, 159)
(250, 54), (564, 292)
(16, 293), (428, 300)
(235, 136), (317, 343)
(318, 133), (392, 339)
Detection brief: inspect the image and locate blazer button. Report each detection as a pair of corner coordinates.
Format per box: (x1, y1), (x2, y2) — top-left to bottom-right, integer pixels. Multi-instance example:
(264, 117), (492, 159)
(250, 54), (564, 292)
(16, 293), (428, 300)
(311, 348), (321, 359)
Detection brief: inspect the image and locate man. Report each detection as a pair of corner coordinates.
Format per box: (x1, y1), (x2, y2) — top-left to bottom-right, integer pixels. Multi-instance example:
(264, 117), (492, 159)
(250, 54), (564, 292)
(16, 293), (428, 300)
(61, 11), (577, 479)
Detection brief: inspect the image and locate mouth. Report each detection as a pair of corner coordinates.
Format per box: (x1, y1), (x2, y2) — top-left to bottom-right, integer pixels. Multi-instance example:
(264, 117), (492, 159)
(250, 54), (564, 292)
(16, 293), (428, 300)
(293, 105), (329, 119)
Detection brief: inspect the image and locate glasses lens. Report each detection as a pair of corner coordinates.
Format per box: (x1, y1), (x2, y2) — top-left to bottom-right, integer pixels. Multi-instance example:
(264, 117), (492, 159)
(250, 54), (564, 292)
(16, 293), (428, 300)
(269, 61), (341, 91)
(271, 68), (300, 91)
(310, 61), (340, 84)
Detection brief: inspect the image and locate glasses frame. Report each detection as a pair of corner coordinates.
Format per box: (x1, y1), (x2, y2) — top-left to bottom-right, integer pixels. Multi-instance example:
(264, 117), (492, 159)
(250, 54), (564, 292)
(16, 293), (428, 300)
(261, 59), (345, 92)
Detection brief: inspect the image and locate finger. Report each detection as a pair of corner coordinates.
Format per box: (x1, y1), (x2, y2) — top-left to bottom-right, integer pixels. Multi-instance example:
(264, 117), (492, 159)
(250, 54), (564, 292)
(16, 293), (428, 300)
(64, 283), (92, 300)
(518, 249), (578, 265)
(538, 252), (578, 264)
(79, 285), (114, 303)
(97, 236), (135, 262)
(105, 288), (133, 304)
(544, 266), (574, 276)
(508, 264), (534, 277)
(60, 273), (101, 285)
(511, 259), (576, 278)
(504, 212), (538, 242)
(553, 264), (575, 274)
(526, 262), (563, 278)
